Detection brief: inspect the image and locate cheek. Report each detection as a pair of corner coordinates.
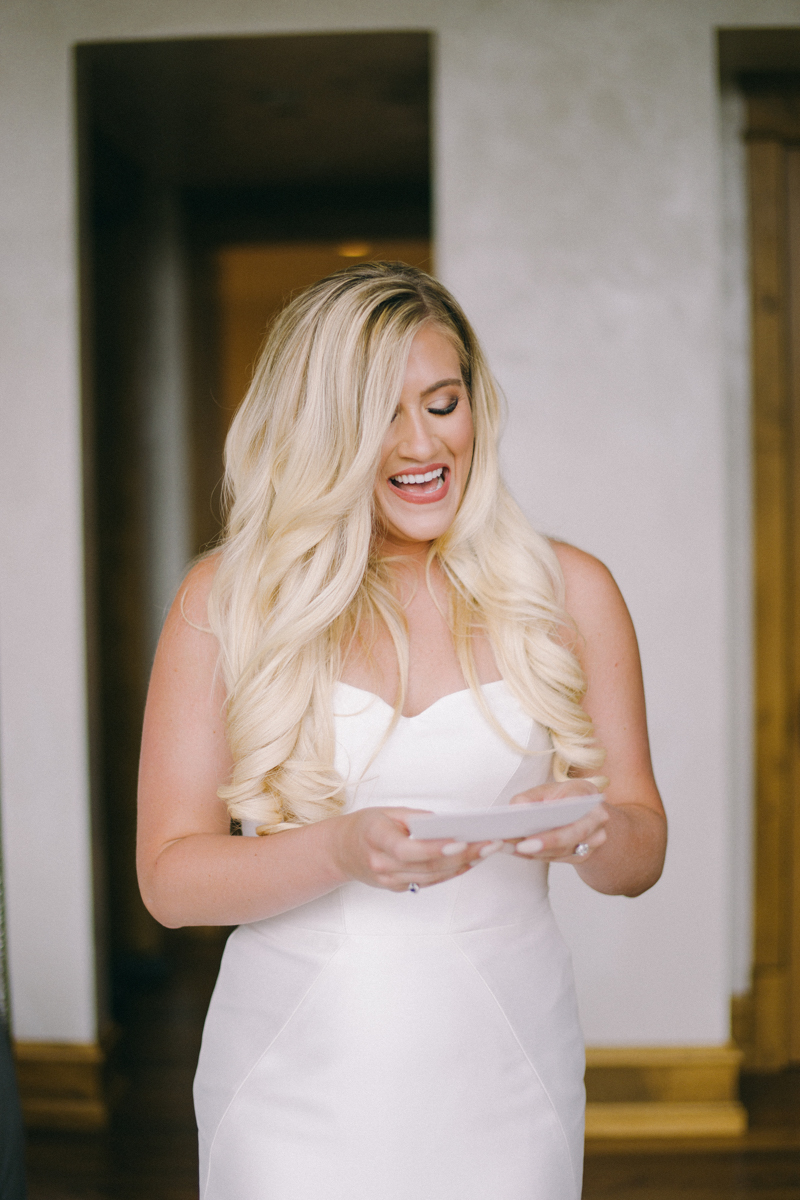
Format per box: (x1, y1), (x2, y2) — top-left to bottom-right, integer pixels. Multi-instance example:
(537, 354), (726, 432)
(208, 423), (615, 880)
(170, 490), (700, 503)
(455, 410), (475, 461)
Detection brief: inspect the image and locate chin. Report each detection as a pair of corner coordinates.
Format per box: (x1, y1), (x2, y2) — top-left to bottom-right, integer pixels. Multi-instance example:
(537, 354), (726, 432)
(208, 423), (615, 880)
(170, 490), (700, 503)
(384, 516), (453, 545)
(375, 493), (461, 548)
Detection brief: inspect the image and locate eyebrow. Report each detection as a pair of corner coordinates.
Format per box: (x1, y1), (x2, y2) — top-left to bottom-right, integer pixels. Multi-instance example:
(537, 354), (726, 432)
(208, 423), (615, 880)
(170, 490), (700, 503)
(421, 377), (463, 396)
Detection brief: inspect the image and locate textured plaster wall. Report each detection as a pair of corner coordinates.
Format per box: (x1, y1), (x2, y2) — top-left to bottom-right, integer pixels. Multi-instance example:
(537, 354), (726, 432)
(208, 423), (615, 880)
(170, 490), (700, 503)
(438, 6), (736, 1044)
(2, 0), (800, 1043)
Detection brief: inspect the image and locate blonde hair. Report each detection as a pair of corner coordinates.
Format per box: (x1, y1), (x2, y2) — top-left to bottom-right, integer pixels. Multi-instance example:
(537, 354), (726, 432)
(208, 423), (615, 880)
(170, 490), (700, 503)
(208, 262), (603, 832)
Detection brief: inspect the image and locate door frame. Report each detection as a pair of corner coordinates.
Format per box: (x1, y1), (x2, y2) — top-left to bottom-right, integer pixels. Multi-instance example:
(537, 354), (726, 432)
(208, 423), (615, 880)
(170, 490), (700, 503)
(745, 82), (800, 1069)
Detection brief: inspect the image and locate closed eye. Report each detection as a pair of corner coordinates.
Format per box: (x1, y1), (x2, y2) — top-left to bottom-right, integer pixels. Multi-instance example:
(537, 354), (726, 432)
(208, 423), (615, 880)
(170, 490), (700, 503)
(428, 397), (460, 416)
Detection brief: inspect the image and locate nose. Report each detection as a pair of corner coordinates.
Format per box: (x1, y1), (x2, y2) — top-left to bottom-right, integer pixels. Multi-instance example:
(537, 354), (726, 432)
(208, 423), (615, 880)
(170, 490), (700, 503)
(395, 405), (437, 462)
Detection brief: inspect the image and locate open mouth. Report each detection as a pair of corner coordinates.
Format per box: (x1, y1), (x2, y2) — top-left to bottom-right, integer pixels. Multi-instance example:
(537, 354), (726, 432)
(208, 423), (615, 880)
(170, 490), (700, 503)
(387, 465), (450, 504)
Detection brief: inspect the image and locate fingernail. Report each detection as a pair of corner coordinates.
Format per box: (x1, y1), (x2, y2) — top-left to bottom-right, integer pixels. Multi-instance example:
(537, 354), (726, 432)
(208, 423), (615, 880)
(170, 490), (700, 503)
(441, 841), (468, 856)
(479, 840), (503, 858)
(516, 837), (543, 854)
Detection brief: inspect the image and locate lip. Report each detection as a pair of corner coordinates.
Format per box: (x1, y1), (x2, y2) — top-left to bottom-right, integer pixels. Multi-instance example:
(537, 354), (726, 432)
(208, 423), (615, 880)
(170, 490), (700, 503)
(386, 463), (451, 506)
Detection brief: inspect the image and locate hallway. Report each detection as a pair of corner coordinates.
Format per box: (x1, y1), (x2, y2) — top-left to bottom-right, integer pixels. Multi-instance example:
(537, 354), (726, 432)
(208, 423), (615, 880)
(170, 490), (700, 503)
(22, 930), (800, 1200)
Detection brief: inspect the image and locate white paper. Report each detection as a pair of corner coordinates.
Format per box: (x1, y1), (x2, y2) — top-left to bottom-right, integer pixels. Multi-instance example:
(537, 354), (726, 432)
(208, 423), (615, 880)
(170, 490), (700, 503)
(406, 795), (603, 842)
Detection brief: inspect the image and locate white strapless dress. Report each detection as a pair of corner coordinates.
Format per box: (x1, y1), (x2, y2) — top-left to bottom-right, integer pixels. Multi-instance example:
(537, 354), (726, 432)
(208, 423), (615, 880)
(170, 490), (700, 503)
(194, 681), (585, 1199)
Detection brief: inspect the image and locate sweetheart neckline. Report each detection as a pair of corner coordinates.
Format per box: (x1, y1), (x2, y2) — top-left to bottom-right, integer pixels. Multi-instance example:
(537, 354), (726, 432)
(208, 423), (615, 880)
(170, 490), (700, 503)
(334, 678), (508, 720)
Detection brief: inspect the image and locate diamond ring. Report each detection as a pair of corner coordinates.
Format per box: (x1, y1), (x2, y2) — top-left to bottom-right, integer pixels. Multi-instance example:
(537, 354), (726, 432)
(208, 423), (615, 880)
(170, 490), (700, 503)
(573, 843), (590, 859)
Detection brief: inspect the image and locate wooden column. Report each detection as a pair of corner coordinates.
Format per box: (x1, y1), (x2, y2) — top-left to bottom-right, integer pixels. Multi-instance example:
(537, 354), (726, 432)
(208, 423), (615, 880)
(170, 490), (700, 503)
(745, 86), (800, 1070)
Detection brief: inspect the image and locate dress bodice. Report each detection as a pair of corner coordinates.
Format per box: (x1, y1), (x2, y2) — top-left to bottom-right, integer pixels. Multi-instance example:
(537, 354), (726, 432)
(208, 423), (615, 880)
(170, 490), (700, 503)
(244, 680), (556, 936)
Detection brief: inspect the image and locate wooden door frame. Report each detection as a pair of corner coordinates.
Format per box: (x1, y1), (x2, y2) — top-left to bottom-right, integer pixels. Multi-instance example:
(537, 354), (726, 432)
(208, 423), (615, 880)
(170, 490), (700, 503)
(746, 83), (800, 1069)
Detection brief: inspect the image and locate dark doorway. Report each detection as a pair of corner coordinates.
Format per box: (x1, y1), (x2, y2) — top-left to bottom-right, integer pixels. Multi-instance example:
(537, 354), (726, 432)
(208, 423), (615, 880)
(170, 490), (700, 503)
(76, 32), (431, 1023)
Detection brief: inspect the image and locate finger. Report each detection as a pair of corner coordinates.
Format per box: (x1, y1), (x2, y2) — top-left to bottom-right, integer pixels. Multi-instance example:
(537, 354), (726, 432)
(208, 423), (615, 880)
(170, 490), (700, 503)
(565, 827), (608, 861)
(516, 826), (608, 860)
(367, 817), (449, 864)
(501, 803), (607, 857)
(382, 862), (476, 890)
(517, 824), (604, 860)
(380, 806), (435, 829)
(369, 815), (496, 871)
(371, 839), (483, 875)
(537, 804), (609, 850)
(509, 779), (602, 806)
(376, 841), (493, 886)
(555, 808), (609, 851)
(377, 809), (510, 867)
(390, 835), (490, 868)
(512, 805), (609, 857)
(514, 836), (543, 856)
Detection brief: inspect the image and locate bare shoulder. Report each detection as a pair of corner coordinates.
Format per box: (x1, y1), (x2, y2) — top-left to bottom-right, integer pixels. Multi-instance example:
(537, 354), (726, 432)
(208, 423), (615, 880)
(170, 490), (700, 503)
(154, 552), (223, 679)
(171, 551), (221, 630)
(550, 539), (610, 587)
(549, 540), (633, 646)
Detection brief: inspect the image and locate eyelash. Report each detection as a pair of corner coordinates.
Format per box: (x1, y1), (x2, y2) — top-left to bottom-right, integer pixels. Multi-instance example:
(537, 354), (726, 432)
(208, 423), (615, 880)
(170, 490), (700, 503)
(428, 397), (459, 416)
(389, 395), (461, 422)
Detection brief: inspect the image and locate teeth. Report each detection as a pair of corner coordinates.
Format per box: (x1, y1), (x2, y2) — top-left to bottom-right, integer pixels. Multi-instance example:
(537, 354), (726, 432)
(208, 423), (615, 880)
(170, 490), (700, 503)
(392, 467), (444, 485)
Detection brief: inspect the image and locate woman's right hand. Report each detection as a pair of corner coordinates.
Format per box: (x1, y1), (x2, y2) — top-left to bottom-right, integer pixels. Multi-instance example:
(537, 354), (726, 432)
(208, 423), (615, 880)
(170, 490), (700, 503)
(139, 559), (494, 924)
(328, 807), (485, 892)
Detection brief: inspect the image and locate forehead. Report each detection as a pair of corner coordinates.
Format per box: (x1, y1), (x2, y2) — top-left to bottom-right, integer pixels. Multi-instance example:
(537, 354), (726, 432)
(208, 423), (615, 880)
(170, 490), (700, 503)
(403, 325), (464, 385)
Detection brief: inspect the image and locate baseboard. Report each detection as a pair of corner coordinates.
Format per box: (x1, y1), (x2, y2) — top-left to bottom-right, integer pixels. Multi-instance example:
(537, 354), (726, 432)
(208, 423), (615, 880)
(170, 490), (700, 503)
(585, 1045), (747, 1138)
(13, 1038), (746, 1137)
(585, 1100), (747, 1138)
(13, 1040), (110, 1130)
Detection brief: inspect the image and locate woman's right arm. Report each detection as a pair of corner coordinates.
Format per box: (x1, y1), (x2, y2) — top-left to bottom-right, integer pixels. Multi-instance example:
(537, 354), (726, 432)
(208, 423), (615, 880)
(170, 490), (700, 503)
(136, 559), (479, 928)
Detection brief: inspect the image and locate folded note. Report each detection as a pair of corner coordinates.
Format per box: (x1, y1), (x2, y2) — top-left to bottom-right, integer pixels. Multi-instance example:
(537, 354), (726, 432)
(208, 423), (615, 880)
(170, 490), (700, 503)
(406, 795), (603, 843)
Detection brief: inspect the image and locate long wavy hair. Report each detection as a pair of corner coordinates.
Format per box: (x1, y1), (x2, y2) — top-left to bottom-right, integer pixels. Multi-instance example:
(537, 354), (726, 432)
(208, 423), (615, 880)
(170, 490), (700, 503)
(208, 262), (603, 832)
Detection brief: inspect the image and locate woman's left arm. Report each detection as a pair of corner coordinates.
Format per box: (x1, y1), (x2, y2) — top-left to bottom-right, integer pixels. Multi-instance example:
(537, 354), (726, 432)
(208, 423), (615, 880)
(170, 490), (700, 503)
(545, 541), (667, 897)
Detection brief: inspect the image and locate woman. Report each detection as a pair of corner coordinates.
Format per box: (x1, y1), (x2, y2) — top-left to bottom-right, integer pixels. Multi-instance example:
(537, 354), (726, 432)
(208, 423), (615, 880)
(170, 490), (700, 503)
(137, 262), (665, 1200)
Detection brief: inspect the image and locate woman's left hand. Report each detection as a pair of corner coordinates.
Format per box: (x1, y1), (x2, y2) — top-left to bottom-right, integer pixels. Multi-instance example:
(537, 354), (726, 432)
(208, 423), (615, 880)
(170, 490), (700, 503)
(504, 778), (608, 863)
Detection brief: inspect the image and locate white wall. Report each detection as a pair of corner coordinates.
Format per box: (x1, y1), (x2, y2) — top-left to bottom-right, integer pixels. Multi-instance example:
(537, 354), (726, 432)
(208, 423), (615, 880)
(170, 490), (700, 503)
(440, 4), (732, 1044)
(2, 0), (800, 1045)
(0, 5), (96, 1041)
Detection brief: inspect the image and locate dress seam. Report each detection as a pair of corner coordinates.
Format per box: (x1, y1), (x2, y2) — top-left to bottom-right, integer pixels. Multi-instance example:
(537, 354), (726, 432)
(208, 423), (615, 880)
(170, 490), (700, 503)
(326, 916), (548, 938)
(448, 933), (581, 1198)
(201, 935), (350, 1196)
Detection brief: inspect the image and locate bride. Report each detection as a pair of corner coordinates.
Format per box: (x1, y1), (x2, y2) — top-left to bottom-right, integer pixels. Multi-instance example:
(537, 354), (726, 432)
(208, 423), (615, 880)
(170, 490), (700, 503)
(137, 261), (666, 1200)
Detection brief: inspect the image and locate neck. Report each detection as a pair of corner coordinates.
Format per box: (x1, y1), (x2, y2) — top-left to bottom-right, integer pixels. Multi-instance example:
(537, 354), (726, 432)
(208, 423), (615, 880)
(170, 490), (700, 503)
(375, 542), (451, 615)
(374, 535), (433, 570)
